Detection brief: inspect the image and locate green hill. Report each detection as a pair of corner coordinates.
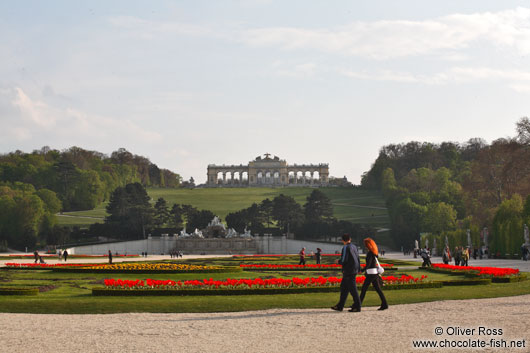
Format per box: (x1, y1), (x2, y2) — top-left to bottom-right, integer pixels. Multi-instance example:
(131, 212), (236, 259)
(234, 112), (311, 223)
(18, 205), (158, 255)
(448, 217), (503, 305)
(57, 187), (389, 229)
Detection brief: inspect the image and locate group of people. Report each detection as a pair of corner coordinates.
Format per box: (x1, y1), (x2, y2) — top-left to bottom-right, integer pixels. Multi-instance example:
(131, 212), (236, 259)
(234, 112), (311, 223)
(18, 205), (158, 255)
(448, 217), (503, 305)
(441, 246), (471, 266)
(33, 250), (69, 264)
(170, 250), (183, 258)
(331, 234), (388, 312)
(297, 238), (389, 312)
(298, 247), (323, 265)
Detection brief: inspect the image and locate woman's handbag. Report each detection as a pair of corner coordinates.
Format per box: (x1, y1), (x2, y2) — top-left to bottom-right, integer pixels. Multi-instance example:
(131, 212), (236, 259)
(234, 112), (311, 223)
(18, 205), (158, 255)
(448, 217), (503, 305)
(366, 256), (385, 275)
(375, 257), (385, 274)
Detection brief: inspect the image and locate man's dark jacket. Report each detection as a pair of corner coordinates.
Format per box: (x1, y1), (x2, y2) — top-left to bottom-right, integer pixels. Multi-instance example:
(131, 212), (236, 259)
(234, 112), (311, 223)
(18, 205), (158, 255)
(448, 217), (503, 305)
(339, 243), (361, 276)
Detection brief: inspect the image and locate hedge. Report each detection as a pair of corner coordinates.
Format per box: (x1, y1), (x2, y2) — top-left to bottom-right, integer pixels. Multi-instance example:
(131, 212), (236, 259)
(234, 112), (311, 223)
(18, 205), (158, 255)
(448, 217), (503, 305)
(92, 282), (441, 296)
(436, 278), (492, 286)
(491, 274), (528, 283)
(0, 287), (39, 296)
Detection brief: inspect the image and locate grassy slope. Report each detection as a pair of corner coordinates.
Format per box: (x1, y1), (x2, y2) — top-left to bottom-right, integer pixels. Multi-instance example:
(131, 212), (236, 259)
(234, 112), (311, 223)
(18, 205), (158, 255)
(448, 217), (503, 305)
(57, 187), (390, 230)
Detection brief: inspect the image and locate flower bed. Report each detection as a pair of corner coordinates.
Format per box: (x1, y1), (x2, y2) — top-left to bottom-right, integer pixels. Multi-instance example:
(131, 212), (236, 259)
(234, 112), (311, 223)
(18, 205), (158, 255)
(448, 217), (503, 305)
(429, 264), (520, 277)
(240, 263), (395, 271)
(103, 274), (425, 290)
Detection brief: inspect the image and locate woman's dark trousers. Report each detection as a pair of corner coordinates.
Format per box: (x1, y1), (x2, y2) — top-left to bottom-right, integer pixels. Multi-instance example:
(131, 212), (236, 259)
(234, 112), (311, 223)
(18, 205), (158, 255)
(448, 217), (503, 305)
(360, 274), (387, 307)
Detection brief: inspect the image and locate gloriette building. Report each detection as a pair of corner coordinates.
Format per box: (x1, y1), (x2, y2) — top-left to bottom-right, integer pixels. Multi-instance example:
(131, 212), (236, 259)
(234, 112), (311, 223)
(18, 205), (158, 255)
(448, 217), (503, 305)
(207, 153), (329, 187)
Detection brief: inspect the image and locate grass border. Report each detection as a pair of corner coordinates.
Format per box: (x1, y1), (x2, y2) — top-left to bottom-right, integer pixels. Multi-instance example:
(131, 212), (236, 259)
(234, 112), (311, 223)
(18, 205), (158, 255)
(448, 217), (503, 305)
(0, 287), (39, 296)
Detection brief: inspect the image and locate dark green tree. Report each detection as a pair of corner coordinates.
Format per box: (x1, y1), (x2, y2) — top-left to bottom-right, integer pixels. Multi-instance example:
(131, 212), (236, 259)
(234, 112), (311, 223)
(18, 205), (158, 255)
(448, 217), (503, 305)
(153, 197), (170, 228)
(303, 189), (333, 222)
(186, 210), (215, 231)
(272, 194), (304, 233)
(169, 204), (184, 229)
(105, 182), (153, 239)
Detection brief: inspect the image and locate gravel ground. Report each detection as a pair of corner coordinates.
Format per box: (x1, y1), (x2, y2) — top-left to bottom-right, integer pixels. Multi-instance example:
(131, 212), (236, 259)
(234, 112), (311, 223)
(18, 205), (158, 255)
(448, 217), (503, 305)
(1, 295), (528, 353)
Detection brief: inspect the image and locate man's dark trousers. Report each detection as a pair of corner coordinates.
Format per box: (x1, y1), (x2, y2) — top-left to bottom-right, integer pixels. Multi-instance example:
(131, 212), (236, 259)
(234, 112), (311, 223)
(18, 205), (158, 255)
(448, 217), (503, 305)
(337, 274), (360, 310)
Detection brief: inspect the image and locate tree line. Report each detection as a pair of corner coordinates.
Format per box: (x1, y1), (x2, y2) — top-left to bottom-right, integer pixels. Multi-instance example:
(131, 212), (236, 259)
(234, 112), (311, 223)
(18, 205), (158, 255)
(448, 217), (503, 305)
(362, 118), (530, 257)
(86, 187), (374, 245)
(0, 146), (182, 250)
(225, 190), (374, 242)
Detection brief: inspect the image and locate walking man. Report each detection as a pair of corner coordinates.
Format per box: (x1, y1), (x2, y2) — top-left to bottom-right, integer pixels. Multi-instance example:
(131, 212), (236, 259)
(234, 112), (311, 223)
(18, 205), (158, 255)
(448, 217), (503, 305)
(331, 234), (362, 312)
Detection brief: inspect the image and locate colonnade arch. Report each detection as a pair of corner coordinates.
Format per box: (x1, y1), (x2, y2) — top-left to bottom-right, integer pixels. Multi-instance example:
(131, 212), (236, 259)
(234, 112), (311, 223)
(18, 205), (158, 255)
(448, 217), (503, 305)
(207, 155), (329, 187)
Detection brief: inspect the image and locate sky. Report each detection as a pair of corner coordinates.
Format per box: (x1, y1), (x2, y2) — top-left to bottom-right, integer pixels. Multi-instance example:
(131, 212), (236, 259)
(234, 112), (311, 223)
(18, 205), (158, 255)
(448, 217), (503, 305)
(1, 0), (529, 184)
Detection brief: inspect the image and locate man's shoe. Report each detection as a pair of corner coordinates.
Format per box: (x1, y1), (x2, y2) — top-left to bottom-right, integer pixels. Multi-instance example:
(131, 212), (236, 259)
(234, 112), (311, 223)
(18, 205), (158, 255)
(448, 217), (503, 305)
(331, 305), (343, 312)
(378, 305), (388, 311)
(348, 307), (361, 312)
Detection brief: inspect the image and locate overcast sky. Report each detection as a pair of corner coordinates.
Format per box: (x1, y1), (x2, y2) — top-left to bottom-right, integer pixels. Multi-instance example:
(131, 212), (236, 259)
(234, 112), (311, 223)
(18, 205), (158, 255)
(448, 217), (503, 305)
(1, 0), (529, 184)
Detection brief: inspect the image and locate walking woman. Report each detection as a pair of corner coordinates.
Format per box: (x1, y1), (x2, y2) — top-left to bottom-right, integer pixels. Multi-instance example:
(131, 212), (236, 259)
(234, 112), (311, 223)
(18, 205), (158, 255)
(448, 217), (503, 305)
(360, 237), (388, 311)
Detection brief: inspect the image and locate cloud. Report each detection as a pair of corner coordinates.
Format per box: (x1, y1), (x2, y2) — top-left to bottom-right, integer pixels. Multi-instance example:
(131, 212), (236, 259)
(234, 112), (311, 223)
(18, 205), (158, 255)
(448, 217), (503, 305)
(1, 86), (162, 143)
(273, 62), (318, 78)
(240, 7), (530, 59)
(339, 66), (530, 90)
(105, 7), (530, 60)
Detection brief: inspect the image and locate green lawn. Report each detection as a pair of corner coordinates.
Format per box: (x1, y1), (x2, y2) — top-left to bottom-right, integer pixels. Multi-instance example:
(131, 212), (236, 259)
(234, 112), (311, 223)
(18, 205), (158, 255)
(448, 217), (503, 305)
(56, 187), (390, 229)
(0, 256), (527, 314)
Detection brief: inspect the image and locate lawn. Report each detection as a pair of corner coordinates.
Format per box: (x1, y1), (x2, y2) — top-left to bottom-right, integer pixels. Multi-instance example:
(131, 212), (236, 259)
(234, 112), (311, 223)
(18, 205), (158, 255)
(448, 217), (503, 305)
(56, 187), (390, 229)
(0, 256), (527, 314)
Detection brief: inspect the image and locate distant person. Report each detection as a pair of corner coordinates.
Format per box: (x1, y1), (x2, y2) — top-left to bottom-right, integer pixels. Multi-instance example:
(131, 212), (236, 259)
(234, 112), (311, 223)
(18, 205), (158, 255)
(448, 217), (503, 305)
(442, 246), (451, 265)
(359, 237), (388, 311)
(331, 234), (361, 312)
(108, 250), (113, 264)
(57, 249), (62, 261)
(33, 250), (39, 264)
(63, 250), (68, 262)
(454, 246), (461, 266)
(299, 247), (306, 265)
(315, 248), (322, 265)
(462, 247), (469, 266)
(420, 248), (431, 267)
(521, 243), (528, 261)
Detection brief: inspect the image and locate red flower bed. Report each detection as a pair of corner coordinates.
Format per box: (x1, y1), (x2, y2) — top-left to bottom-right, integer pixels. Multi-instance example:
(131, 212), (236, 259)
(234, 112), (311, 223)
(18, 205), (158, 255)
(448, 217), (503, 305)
(240, 263), (394, 269)
(104, 274), (425, 290)
(431, 264), (519, 277)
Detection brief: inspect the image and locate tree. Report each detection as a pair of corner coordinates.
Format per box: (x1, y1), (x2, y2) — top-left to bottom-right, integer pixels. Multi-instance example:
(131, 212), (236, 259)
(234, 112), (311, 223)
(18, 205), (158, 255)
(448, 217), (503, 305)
(105, 183), (153, 239)
(423, 202), (457, 235)
(169, 204), (184, 229)
(225, 210), (248, 233)
(390, 197), (427, 248)
(260, 198), (273, 229)
(272, 194), (304, 233)
(186, 210), (215, 231)
(35, 189), (62, 214)
(303, 190), (333, 222)
(492, 194), (524, 256)
(516, 117), (530, 145)
(153, 197), (170, 228)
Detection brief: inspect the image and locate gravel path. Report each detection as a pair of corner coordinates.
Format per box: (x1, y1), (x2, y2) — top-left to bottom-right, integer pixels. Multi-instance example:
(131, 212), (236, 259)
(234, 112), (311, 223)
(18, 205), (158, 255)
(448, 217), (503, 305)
(1, 295), (529, 353)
